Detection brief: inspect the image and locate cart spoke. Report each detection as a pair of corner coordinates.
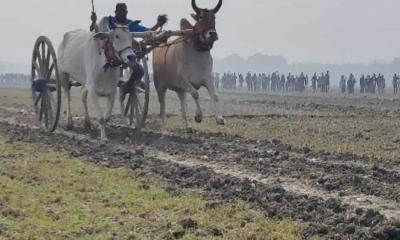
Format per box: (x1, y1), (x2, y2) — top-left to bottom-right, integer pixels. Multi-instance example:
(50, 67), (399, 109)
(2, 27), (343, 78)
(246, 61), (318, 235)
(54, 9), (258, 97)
(134, 93), (143, 114)
(129, 102), (137, 126)
(124, 94), (132, 116)
(34, 92), (42, 107)
(41, 42), (46, 65)
(132, 97), (139, 124)
(39, 93), (45, 122)
(134, 101), (139, 124)
(45, 63), (55, 80)
(43, 92), (49, 128)
(33, 92), (42, 115)
(45, 48), (51, 70)
(130, 95), (135, 125)
(32, 60), (41, 77)
(134, 97), (142, 125)
(34, 48), (42, 68)
(46, 91), (54, 126)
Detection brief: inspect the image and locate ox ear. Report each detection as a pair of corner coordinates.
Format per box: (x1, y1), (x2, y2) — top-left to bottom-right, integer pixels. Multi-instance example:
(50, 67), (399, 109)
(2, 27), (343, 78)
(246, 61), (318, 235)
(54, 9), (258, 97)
(191, 13), (199, 21)
(180, 18), (193, 30)
(93, 32), (110, 41)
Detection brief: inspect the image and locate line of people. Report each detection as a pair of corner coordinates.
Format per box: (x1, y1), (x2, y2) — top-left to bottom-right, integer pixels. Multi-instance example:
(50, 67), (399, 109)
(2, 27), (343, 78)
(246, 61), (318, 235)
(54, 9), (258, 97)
(0, 73), (30, 86)
(214, 71), (331, 93)
(360, 74), (386, 95)
(310, 71), (330, 93)
(339, 74), (357, 94)
(340, 73), (388, 95)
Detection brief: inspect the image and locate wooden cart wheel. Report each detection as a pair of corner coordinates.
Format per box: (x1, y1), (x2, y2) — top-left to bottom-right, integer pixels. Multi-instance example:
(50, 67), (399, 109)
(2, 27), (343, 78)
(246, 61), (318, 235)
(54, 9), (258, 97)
(123, 57), (150, 129)
(31, 36), (61, 132)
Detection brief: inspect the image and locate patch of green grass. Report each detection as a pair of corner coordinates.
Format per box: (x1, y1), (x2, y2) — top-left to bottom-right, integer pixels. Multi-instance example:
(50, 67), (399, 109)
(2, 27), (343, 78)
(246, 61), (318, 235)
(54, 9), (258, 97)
(0, 135), (305, 239)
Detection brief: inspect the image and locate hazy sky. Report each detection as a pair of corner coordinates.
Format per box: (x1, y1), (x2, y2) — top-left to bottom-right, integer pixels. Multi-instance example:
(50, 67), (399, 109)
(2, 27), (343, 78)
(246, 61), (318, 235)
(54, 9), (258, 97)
(1, 0), (400, 64)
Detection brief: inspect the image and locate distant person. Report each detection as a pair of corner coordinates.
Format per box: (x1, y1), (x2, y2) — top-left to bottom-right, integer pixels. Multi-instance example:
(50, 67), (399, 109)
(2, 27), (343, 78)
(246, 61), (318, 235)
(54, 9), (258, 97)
(340, 75), (346, 94)
(246, 72), (252, 91)
(347, 74), (356, 94)
(360, 75), (365, 94)
(325, 71), (330, 92)
(311, 73), (317, 93)
(393, 74), (399, 94)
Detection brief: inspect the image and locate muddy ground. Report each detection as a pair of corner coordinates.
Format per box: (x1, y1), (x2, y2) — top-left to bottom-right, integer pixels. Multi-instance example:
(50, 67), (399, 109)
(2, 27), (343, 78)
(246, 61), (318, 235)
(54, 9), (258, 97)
(1, 87), (400, 239)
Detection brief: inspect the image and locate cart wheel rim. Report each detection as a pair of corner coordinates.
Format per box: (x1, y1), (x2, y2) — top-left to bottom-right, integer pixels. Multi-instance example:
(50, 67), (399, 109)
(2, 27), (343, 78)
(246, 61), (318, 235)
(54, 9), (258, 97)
(31, 36), (61, 132)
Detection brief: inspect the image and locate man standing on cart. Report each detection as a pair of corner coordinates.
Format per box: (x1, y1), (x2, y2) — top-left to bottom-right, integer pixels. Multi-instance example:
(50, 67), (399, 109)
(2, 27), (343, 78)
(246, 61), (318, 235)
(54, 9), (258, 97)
(90, 3), (167, 33)
(90, 3), (168, 93)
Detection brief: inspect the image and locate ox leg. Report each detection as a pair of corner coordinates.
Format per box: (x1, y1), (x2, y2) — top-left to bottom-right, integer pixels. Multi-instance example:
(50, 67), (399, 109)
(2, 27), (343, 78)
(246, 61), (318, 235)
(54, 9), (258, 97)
(177, 91), (190, 132)
(119, 88), (129, 126)
(157, 88), (167, 132)
(191, 91), (203, 124)
(61, 73), (74, 130)
(205, 82), (225, 125)
(180, 78), (202, 124)
(82, 88), (91, 130)
(89, 90), (108, 144)
(105, 90), (116, 123)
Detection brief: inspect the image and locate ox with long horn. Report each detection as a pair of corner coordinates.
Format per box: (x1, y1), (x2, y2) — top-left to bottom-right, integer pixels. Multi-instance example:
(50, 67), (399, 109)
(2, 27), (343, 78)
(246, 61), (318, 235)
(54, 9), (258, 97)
(213, 0), (222, 13)
(153, 0), (225, 132)
(192, 0), (222, 13)
(191, 0), (201, 14)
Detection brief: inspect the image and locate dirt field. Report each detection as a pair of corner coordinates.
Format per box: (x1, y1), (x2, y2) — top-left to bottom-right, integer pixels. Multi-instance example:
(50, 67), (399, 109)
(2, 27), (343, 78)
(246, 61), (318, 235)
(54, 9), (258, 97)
(1, 87), (400, 239)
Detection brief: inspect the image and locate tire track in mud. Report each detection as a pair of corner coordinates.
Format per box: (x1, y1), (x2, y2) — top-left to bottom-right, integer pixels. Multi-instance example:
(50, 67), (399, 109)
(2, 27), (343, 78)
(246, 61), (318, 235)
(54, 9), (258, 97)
(1, 108), (400, 239)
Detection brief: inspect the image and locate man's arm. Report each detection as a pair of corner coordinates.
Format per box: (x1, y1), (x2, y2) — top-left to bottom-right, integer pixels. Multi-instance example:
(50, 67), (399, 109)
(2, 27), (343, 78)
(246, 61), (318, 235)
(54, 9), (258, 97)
(90, 12), (99, 33)
(150, 15), (168, 31)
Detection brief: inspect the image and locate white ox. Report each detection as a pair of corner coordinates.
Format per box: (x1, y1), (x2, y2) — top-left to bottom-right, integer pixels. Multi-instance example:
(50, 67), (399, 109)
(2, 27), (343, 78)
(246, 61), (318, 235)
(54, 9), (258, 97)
(58, 26), (136, 144)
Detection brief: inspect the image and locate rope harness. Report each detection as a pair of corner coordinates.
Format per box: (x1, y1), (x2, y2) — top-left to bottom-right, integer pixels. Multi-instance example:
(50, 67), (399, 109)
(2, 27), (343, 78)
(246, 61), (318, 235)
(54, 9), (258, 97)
(103, 38), (124, 71)
(157, 29), (214, 65)
(157, 36), (190, 64)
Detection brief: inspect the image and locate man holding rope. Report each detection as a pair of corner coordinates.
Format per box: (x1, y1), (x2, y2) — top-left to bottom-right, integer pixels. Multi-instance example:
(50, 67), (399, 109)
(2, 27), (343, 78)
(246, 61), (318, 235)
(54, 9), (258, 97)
(89, 2), (168, 96)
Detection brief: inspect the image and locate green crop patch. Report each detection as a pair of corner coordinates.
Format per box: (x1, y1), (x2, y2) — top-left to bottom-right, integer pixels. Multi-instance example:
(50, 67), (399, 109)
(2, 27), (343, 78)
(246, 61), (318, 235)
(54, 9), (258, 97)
(0, 135), (306, 239)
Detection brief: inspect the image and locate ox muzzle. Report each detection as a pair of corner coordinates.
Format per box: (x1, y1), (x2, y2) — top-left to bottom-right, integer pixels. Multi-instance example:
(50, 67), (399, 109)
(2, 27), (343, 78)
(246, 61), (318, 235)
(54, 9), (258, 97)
(206, 30), (219, 42)
(118, 47), (137, 67)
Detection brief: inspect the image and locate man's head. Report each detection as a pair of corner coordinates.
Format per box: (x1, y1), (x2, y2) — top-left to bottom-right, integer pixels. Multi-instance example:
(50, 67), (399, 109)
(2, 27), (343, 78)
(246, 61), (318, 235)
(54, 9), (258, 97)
(115, 3), (128, 23)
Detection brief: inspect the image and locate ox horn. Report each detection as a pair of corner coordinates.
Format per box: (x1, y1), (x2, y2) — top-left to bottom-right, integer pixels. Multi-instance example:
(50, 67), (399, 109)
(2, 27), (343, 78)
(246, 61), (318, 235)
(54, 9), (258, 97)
(192, 0), (200, 14)
(213, 0), (222, 13)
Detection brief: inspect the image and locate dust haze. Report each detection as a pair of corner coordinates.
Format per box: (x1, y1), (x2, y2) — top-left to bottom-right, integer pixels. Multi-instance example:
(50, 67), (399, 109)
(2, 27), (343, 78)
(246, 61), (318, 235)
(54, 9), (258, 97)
(1, 0), (400, 67)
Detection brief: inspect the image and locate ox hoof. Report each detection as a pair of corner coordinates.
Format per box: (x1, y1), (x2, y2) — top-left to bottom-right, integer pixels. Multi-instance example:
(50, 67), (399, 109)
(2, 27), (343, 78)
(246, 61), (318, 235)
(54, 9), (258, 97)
(216, 117), (225, 125)
(194, 114), (203, 123)
(66, 123), (74, 131)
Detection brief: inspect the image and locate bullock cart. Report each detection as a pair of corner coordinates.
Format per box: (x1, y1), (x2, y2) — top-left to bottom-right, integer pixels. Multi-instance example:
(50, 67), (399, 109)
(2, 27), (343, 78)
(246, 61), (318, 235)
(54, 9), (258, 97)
(30, 30), (192, 132)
